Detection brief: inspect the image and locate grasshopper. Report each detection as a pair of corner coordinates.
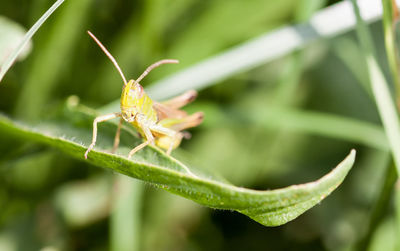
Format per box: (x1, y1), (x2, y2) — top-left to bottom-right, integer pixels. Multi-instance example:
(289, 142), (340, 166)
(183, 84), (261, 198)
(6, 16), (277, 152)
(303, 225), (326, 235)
(84, 31), (203, 159)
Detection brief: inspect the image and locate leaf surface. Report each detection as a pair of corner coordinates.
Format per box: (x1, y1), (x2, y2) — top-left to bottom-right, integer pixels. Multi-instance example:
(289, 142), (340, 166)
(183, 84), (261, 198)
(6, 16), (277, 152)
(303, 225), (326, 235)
(0, 112), (355, 226)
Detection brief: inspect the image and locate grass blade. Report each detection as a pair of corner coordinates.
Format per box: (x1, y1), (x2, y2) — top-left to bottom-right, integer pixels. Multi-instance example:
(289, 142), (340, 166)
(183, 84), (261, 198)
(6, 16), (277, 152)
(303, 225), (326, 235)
(0, 0), (65, 82)
(248, 106), (388, 151)
(14, 0), (93, 121)
(351, 0), (400, 174)
(382, 0), (400, 104)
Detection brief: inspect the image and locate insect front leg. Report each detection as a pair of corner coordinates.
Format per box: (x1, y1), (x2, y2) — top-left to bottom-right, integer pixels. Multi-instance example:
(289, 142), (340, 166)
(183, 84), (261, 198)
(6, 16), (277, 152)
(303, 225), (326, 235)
(111, 118), (123, 153)
(84, 112), (121, 159)
(128, 123), (154, 158)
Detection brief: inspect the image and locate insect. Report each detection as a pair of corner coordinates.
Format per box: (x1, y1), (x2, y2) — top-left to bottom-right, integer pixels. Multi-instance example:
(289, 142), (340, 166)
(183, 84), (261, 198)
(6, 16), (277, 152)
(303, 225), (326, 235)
(84, 31), (203, 159)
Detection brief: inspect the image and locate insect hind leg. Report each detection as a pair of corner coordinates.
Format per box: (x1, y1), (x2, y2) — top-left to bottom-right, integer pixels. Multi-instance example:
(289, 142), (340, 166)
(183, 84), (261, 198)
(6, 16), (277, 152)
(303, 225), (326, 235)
(161, 90), (198, 109)
(150, 124), (178, 155)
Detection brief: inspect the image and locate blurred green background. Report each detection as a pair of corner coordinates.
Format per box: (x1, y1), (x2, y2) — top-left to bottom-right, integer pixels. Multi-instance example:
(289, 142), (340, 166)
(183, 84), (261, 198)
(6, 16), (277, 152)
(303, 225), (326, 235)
(0, 0), (398, 250)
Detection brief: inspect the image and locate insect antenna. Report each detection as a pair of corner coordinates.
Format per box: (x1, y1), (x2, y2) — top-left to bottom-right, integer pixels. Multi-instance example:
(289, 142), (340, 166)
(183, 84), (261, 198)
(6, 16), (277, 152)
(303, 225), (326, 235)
(87, 31), (128, 86)
(135, 59), (179, 84)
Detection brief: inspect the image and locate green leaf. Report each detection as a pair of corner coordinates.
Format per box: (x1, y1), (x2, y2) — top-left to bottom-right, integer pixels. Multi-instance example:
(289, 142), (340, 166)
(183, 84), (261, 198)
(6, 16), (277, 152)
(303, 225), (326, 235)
(0, 111), (355, 227)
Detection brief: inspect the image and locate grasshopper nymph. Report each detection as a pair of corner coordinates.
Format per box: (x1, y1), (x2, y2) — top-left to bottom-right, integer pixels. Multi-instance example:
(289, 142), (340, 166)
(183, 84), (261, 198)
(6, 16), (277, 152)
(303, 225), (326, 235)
(84, 31), (203, 159)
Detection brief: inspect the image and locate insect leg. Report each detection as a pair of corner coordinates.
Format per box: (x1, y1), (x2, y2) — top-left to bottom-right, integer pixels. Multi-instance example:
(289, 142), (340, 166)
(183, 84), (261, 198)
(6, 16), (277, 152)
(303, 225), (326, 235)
(166, 133), (180, 155)
(111, 118), (123, 153)
(160, 112), (204, 132)
(84, 112), (121, 159)
(150, 124), (177, 155)
(127, 141), (150, 158)
(161, 90), (198, 109)
(128, 124), (154, 158)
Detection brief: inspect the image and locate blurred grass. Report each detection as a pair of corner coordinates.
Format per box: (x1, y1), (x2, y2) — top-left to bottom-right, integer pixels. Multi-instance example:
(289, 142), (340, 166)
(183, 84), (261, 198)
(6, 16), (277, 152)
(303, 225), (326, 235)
(351, 0), (400, 174)
(110, 175), (143, 251)
(274, 0), (326, 105)
(382, 0), (400, 104)
(14, 0), (92, 121)
(351, 1), (400, 250)
(1, 0), (400, 250)
(396, 181), (400, 249)
(0, 0), (64, 82)
(0, 16), (31, 67)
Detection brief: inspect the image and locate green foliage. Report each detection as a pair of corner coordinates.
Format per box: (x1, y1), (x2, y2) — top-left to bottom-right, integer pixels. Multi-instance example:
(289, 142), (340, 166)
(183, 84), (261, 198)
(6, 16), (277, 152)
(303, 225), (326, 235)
(351, 0), (400, 173)
(1, 0), (399, 250)
(14, 0), (92, 120)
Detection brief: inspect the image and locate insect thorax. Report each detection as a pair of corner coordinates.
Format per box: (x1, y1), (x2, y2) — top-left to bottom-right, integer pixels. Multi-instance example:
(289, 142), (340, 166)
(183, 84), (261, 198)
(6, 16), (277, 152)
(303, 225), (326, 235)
(120, 80), (158, 123)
